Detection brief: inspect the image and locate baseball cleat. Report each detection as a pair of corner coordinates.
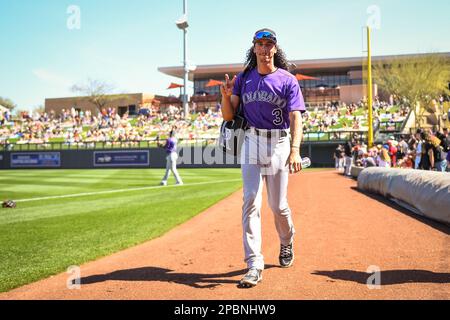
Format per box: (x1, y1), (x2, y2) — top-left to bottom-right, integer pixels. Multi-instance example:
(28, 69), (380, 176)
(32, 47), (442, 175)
(279, 243), (294, 268)
(239, 268), (262, 287)
(160, 181), (167, 186)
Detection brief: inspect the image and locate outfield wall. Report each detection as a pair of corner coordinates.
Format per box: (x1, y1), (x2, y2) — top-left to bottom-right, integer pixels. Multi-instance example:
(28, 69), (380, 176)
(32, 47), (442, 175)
(0, 143), (338, 169)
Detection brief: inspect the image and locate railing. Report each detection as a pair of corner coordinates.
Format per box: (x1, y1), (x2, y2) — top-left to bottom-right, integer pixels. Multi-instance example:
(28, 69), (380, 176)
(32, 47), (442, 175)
(1, 138), (218, 152)
(1, 131), (370, 151)
(302, 131), (367, 143)
(378, 121), (404, 132)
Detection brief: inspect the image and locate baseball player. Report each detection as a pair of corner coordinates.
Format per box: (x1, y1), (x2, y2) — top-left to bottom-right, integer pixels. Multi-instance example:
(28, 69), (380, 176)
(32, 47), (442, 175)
(159, 130), (183, 186)
(220, 28), (306, 287)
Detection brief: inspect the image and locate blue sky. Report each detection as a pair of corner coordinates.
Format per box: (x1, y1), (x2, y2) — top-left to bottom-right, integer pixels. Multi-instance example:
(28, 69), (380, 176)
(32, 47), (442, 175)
(1, 0), (449, 111)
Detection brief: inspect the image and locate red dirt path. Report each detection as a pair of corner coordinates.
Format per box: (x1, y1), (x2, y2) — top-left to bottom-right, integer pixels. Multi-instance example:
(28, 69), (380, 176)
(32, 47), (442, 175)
(1, 171), (449, 300)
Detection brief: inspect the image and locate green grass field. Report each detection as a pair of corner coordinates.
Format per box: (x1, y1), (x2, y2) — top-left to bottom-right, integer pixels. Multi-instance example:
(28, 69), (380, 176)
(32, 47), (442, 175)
(0, 168), (243, 293)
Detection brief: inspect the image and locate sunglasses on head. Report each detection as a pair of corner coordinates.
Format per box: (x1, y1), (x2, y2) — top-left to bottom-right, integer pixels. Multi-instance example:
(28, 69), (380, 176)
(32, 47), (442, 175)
(253, 31), (277, 43)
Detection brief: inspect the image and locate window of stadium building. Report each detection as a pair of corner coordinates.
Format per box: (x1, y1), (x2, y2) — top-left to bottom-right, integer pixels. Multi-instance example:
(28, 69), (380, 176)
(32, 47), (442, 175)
(118, 105), (137, 116)
(299, 75), (350, 89)
(194, 80), (221, 96)
(350, 79), (363, 85)
(128, 105), (137, 115)
(118, 106), (127, 116)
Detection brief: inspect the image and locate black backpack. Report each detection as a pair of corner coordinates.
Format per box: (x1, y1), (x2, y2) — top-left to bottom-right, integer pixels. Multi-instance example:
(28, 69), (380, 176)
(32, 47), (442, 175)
(443, 138), (450, 153)
(435, 145), (446, 162)
(218, 106), (249, 157)
(218, 72), (250, 157)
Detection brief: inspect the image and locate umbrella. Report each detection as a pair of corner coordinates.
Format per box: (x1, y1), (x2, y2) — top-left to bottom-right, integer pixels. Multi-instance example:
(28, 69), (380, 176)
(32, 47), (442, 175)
(205, 79), (223, 87)
(295, 74), (320, 81)
(167, 83), (184, 89)
(167, 83), (184, 97)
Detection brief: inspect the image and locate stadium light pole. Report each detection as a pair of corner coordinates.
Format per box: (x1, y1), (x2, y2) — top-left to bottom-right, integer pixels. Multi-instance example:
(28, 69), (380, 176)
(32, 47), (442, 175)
(176, 0), (189, 119)
(366, 26), (374, 149)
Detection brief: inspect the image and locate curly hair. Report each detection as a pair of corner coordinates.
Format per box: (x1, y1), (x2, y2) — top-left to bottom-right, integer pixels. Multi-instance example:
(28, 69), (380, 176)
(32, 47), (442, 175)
(243, 45), (290, 75)
(421, 131), (441, 148)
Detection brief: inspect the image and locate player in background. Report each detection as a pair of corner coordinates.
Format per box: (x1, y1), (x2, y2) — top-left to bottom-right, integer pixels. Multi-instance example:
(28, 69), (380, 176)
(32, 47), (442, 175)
(159, 130), (183, 186)
(220, 28), (306, 287)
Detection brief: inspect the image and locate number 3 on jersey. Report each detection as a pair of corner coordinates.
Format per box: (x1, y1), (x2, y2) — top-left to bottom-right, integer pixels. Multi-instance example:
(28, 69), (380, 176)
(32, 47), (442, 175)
(272, 108), (283, 126)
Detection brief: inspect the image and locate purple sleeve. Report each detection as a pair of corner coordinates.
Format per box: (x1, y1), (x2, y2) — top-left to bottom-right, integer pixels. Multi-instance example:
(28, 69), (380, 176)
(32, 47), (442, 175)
(232, 73), (243, 97)
(285, 77), (306, 113)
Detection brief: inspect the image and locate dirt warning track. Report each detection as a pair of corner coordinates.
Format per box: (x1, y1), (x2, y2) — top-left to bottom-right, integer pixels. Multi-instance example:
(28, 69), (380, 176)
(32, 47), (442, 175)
(1, 170), (449, 300)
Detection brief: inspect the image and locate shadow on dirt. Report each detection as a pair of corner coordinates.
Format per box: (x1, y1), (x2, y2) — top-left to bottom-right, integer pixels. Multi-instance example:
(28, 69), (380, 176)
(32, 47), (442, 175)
(80, 264), (279, 289)
(312, 269), (450, 285)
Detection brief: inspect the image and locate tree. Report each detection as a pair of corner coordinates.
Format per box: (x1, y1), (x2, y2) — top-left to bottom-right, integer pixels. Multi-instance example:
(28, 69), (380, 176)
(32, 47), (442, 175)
(33, 104), (45, 114)
(373, 53), (450, 128)
(0, 97), (17, 111)
(71, 78), (128, 112)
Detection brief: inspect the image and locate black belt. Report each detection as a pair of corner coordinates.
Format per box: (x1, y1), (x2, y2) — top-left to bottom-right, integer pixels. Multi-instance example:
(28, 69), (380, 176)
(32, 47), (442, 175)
(253, 128), (288, 138)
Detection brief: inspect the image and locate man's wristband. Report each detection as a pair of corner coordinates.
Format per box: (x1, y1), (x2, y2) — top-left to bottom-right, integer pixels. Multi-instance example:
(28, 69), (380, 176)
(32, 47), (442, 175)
(291, 145), (300, 149)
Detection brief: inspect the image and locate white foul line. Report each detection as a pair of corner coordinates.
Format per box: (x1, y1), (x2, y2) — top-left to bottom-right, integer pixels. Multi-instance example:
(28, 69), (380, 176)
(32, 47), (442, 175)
(14, 179), (242, 203)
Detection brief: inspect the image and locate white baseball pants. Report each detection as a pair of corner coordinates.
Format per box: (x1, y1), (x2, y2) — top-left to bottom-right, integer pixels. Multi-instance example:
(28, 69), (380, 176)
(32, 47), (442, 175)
(240, 130), (295, 271)
(161, 152), (183, 184)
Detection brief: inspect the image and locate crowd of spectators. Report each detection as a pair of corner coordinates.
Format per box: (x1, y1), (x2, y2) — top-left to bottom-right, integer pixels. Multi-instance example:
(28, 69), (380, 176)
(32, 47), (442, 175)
(0, 96), (434, 154)
(0, 108), (12, 126)
(302, 97), (409, 132)
(0, 105), (223, 147)
(335, 127), (450, 174)
(1, 98), (401, 146)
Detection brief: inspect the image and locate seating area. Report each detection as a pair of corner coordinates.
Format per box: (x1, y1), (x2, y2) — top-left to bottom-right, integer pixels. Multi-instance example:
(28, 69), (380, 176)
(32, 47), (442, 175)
(0, 98), (411, 149)
(302, 100), (409, 133)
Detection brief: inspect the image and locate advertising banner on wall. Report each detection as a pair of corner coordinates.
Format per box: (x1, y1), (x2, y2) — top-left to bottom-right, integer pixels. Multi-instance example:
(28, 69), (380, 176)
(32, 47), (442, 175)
(93, 150), (149, 167)
(11, 152), (61, 168)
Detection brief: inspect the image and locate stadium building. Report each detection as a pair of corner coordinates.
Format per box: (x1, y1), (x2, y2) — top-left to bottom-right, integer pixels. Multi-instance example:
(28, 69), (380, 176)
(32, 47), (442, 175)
(44, 52), (450, 115)
(45, 93), (185, 116)
(159, 52), (450, 111)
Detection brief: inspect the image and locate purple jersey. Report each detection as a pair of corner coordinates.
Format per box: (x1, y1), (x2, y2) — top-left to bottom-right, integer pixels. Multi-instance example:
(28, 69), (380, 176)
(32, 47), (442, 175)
(232, 68), (305, 129)
(165, 137), (177, 154)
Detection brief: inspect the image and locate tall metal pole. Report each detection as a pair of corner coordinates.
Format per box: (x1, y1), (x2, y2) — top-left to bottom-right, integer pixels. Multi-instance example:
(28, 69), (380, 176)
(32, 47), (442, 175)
(182, 0), (189, 119)
(367, 26), (374, 148)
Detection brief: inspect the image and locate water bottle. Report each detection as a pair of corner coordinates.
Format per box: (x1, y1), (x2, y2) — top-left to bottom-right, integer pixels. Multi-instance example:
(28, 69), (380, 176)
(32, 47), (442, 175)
(301, 157), (311, 169)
